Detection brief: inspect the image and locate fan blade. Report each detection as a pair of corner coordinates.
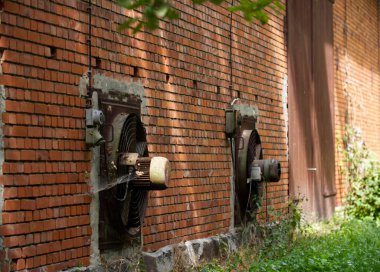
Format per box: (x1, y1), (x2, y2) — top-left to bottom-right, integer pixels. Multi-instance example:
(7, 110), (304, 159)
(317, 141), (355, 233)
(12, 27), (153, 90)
(126, 190), (148, 237)
(119, 115), (137, 155)
(118, 115), (150, 236)
(136, 141), (148, 157)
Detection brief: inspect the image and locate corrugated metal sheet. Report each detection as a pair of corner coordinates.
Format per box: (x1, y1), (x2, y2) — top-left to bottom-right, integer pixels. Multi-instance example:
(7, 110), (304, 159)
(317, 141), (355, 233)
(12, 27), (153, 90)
(288, 0), (335, 219)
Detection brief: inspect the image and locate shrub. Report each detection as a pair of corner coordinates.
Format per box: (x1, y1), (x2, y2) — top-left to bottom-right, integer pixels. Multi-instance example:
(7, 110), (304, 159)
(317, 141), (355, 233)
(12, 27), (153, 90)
(338, 125), (380, 221)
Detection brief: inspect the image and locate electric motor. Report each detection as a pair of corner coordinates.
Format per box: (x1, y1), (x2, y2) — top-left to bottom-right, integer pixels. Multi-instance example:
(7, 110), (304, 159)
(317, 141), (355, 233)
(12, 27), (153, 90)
(119, 153), (170, 190)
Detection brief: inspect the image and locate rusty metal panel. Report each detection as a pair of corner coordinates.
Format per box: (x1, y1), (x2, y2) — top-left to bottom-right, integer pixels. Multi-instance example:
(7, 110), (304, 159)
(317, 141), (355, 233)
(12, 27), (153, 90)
(288, 0), (335, 218)
(312, 0), (336, 218)
(288, 0), (314, 206)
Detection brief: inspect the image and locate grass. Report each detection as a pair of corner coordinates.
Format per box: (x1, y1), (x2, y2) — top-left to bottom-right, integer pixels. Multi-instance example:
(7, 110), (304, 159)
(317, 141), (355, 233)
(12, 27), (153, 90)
(200, 218), (380, 272)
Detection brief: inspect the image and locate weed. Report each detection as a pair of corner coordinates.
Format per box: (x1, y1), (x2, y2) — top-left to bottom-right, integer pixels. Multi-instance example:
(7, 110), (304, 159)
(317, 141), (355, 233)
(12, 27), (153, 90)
(200, 190), (380, 272)
(337, 125), (380, 221)
(172, 244), (188, 272)
(250, 218), (380, 272)
(199, 197), (304, 272)
(99, 246), (145, 272)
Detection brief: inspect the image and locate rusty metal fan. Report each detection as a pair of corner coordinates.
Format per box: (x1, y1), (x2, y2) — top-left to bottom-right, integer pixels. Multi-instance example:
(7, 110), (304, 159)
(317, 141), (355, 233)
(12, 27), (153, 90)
(236, 129), (263, 222)
(116, 114), (149, 237)
(98, 94), (170, 250)
(100, 113), (149, 244)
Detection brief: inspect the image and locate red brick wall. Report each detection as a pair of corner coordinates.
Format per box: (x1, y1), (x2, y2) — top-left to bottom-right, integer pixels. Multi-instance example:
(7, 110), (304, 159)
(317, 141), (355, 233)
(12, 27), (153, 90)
(0, 1), (92, 270)
(0, 0), (287, 270)
(333, 0), (380, 205)
(142, 1), (288, 251)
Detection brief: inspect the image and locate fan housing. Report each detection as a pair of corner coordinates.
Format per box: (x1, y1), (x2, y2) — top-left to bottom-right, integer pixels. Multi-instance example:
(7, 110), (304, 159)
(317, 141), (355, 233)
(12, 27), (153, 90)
(97, 93), (169, 250)
(226, 104), (281, 225)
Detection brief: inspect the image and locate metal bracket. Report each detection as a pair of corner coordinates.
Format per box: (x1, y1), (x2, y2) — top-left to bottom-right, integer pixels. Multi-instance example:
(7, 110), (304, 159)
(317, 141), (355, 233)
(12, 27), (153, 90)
(119, 153), (139, 166)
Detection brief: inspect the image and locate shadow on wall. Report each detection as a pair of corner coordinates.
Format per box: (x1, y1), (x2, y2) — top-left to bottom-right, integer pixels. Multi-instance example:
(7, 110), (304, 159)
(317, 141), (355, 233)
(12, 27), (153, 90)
(104, 0), (288, 253)
(126, 11), (232, 251)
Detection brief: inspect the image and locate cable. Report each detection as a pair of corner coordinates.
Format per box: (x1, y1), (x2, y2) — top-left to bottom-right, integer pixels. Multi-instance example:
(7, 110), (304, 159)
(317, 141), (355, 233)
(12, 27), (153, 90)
(265, 180), (268, 222)
(228, 0), (234, 96)
(245, 176), (252, 222)
(230, 136), (243, 224)
(87, 0), (93, 98)
(230, 137), (236, 194)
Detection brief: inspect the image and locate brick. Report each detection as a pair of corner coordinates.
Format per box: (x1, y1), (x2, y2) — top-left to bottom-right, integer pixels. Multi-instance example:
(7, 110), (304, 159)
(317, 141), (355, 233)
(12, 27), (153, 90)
(4, 150), (19, 161)
(3, 199), (20, 211)
(14, 175), (29, 186)
(25, 257), (34, 269)
(20, 150), (36, 161)
(8, 248), (22, 259)
(0, 223), (29, 236)
(2, 212), (25, 224)
(0, 175), (14, 186)
(3, 187), (17, 199)
(20, 199), (36, 211)
(4, 126), (28, 137)
(22, 245), (36, 258)
(29, 174), (43, 185)
(16, 258), (26, 270)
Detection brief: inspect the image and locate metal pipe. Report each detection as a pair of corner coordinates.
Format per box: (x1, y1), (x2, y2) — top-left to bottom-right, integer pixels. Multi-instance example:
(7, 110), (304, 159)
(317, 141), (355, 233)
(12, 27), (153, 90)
(230, 98), (239, 106)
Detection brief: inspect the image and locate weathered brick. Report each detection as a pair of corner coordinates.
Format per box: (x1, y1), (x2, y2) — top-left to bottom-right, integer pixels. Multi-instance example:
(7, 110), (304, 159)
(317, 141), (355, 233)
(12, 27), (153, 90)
(0, 0), (291, 270)
(334, 0), (380, 205)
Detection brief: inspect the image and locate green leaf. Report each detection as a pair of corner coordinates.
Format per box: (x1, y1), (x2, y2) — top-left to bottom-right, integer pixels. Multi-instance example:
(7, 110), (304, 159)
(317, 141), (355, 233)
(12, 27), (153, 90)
(155, 6), (169, 18)
(118, 18), (138, 31)
(118, 0), (284, 33)
(210, 0), (225, 5)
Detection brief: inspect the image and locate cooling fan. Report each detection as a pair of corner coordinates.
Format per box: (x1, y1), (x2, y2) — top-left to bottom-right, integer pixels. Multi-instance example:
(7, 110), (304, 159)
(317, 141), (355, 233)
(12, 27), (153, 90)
(99, 113), (170, 245)
(236, 129), (263, 218)
(235, 128), (281, 223)
(226, 103), (281, 225)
